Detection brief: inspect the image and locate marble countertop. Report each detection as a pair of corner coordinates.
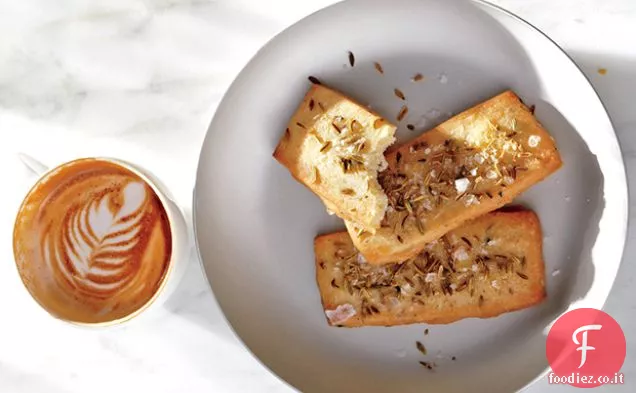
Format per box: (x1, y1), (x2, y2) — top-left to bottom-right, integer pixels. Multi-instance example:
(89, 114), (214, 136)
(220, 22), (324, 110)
(1, 0), (634, 392)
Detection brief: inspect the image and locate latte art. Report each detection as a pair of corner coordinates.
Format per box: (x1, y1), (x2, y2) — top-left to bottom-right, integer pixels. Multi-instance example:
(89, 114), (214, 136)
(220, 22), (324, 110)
(14, 159), (172, 324)
(44, 181), (150, 297)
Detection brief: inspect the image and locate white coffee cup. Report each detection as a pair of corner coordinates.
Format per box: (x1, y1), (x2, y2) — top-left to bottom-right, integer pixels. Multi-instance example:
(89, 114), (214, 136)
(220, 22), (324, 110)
(13, 154), (189, 328)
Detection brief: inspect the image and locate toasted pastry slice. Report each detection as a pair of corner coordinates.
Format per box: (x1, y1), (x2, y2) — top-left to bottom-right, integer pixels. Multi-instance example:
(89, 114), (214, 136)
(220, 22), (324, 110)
(273, 83), (397, 232)
(315, 210), (546, 327)
(345, 90), (562, 263)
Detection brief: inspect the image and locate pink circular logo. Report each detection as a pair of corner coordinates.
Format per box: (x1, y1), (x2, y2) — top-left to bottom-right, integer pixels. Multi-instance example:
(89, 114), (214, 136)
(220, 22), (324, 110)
(546, 308), (626, 388)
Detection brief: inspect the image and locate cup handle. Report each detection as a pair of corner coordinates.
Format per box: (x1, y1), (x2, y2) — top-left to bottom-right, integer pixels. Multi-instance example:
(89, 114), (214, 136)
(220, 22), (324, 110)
(18, 153), (49, 176)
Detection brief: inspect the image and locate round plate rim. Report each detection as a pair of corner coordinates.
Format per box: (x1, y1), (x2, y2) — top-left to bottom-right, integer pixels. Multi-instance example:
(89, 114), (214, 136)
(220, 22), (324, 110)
(192, 1), (630, 392)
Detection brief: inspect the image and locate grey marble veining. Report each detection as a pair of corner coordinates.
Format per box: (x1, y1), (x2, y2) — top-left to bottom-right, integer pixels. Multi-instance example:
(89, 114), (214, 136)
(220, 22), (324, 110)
(1, 0), (634, 392)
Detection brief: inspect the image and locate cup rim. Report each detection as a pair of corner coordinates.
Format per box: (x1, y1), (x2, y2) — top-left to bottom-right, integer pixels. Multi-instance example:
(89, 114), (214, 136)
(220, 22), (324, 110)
(12, 156), (184, 328)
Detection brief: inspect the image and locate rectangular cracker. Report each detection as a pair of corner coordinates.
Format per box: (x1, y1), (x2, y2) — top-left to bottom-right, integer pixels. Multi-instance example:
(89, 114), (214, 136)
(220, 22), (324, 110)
(273, 83), (397, 232)
(315, 210), (546, 327)
(345, 90), (562, 264)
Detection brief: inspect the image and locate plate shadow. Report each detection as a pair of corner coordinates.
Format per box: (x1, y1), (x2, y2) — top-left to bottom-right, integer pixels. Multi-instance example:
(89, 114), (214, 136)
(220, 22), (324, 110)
(163, 245), (240, 345)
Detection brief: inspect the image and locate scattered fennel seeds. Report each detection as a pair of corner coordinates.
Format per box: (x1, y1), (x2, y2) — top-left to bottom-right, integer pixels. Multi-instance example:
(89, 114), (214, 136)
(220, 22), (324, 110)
(397, 105), (409, 122)
(308, 75), (321, 85)
(416, 341), (427, 355)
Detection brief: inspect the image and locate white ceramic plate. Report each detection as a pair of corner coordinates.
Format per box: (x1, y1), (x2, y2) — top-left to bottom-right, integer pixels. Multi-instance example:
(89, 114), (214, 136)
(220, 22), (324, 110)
(193, 0), (628, 391)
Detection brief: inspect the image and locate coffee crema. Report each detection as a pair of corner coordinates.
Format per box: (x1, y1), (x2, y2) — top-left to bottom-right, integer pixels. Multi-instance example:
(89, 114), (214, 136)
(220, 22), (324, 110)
(13, 158), (172, 324)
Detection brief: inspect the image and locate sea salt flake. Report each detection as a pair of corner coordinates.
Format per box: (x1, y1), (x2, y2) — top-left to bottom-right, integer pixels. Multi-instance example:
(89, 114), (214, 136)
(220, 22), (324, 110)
(325, 304), (356, 324)
(464, 194), (479, 206)
(454, 178), (470, 194)
(426, 108), (441, 119)
(528, 135), (541, 147)
(453, 247), (469, 261)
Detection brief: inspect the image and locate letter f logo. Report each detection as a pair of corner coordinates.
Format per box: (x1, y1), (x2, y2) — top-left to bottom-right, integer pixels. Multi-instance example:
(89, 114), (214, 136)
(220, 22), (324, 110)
(572, 324), (603, 368)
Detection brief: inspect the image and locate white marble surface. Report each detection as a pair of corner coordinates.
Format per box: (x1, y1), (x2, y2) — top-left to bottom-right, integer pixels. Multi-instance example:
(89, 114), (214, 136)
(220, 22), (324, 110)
(0, 0), (634, 392)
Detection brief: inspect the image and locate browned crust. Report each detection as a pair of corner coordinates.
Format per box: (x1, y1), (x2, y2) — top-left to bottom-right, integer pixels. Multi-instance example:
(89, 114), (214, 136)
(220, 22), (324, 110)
(347, 90), (562, 264)
(315, 210), (546, 327)
(273, 83), (396, 230)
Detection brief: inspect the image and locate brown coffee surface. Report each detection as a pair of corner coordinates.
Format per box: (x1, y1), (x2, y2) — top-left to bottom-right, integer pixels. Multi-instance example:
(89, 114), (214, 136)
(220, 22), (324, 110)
(13, 158), (172, 324)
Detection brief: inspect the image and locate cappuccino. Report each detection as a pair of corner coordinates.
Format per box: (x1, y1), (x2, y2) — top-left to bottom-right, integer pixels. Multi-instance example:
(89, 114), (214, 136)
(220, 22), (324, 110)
(13, 158), (172, 324)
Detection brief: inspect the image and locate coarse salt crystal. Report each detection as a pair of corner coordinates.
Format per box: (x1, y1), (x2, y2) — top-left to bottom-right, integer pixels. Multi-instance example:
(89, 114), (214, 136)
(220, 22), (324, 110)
(491, 280), (499, 288)
(325, 304), (357, 324)
(470, 168), (477, 176)
(453, 247), (469, 261)
(454, 178), (470, 194)
(415, 114), (429, 129)
(503, 176), (515, 185)
(464, 194), (479, 206)
(425, 273), (437, 282)
(485, 170), (498, 180)
(426, 108), (441, 119)
(472, 264), (479, 272)
(528, 135), (541, 147)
